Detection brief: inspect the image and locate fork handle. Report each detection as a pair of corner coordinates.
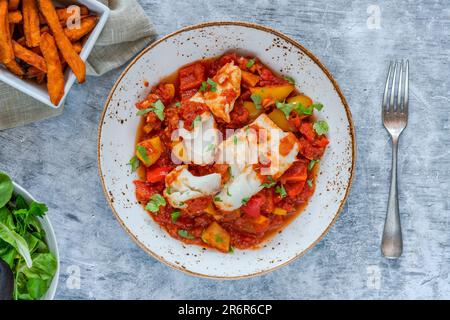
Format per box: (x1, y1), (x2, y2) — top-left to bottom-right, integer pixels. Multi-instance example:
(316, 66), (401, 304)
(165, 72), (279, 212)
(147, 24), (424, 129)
(381, 137), (403, 258)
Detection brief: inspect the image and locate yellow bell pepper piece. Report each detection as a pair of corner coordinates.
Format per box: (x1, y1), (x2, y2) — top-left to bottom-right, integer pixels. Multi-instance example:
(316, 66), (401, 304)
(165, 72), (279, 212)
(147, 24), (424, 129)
(273, 207), (288, 216)
(250, 84), (295, 102)
(287, 94), (313, 108)
(243, 101), (263, 120)
(136, 136), (163, 167)
(268, 109), (296, 132)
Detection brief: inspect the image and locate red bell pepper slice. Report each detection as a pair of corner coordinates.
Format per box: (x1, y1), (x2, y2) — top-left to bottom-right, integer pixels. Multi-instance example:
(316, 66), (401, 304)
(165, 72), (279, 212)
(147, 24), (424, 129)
(146, 166), (172, 183)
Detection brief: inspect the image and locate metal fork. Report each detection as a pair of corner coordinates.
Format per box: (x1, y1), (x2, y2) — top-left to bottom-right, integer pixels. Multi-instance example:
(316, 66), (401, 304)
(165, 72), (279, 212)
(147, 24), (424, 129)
(381, 60), (409, 259)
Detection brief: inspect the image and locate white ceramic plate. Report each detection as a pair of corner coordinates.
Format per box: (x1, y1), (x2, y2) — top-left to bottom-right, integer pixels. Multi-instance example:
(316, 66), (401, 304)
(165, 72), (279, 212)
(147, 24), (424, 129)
(0, 0), (110, 108)
(12, 183), (60, 299)
(98, 22), (355, 279)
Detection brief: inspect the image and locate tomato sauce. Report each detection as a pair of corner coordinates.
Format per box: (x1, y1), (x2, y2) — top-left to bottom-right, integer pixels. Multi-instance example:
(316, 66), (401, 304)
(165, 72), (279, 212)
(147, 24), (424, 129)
(132, 53), (329, 252)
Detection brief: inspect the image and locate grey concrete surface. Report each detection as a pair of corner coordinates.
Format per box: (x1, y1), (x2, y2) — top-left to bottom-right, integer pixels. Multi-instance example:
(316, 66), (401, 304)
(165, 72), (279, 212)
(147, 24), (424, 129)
(1, 0), (449, 299)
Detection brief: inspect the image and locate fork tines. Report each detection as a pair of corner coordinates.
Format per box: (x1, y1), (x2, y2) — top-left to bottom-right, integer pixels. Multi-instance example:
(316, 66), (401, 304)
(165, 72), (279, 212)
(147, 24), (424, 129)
(383, 60), (409, 114)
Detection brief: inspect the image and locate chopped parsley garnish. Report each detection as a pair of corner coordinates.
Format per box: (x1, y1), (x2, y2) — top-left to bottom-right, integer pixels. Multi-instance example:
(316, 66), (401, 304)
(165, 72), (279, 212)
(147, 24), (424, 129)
(246, 58), (255, 68)
(193, 115), (202, 127)
(261, 176), (276, 188)
(229, 246), (235, 253)
(226, 188), (231, 196)
(215, 235), (223, 243)
(284, 76), (295, 84)
(241, 197), (250, 205)
(275, 185), (287, 198)
(207, 78), (217, 92)
(136, 145), (149, 163)
(276, 101), (324, 118)
(199, 81), (208, 92)
(128, 155), (140, 172)
(250, 93), (262, 110)
(165, 186), (172, 195)
(171, 211), (181, 222)
(214, 196), (223, 202)
(227, 166), (233, 179)
(313, 121), (329, 135)
(311, 103), (323, 111)
(307, 179), (313, 188)
(233, 135), (238, 145)
(175, 101), (181, 107)
(145, 194), (166, 213)
(200, 78), (217, 92)
(206, 143), (216, 153)
(178, 229), (195, 240)
(308, 159), (320, 171)
(136, 99), (165, 121)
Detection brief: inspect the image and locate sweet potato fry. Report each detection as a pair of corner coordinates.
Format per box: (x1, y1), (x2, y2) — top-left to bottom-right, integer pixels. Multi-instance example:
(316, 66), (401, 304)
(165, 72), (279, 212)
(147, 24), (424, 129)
(0, 0), (14, 64)
(8, 0), (20, 10)
(8, 10), (22, 23)
(64, 16), (97, 42)
(5, 60), (24, 76)
(12, 40), (47, 72)
(40, 32), (64, 105)
(26, 66), (45, 83)
(38, 0), (85, 83)
(23, 0), (41, 47)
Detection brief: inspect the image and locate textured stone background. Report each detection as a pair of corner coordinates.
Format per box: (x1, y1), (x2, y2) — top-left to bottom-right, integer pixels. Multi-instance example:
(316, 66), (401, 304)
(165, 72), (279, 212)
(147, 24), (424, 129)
(1, 0), (450, 299)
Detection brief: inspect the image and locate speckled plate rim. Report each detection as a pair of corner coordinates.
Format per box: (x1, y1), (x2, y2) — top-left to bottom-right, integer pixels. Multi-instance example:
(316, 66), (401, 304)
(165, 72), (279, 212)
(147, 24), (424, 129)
(97, 21), (356, 280)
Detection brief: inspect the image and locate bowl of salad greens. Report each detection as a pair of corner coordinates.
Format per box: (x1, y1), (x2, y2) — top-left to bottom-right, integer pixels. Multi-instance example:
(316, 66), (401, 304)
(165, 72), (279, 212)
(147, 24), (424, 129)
(0, 172), (59, 300)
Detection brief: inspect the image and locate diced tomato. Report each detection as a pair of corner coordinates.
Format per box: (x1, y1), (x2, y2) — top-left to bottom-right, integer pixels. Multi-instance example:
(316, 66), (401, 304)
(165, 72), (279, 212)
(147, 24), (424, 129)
(154, 83), (175, 105)
(136, 93), (159, 110)
(298, 137), (326, 160)
(179, 63), (205, 91)
(280, 160), (308, 183)
(183, 196), (212, 216)
(179, 101), (209, 129)
(242, 196), (264, 218)
(146, 166), (172, 183)
(314, 135), (329, 148)
(258, 68), (287, 86)
(134, 180), (158, 202)
(300, 122), (316, 142)
(284, 181), (306, 198)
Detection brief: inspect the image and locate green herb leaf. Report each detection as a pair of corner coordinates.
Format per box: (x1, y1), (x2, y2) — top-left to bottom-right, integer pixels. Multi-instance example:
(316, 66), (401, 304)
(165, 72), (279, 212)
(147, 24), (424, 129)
(308, 159), (320, 171)
(178, 229), (195, 240)
(241, 197), (250, 205)
(214, 196), (222, 203)
(136, 145), (150, 164)
(128, 156), (140, 172)
(206, 143), (216, 153)
(136, 99), (165, 121)
(276, 101), (295, 118)
(0, 172), (13, 208)
(307, 179), (313, 188)
(175, 102), (181, 107)
(275, 185), (287, 198)
(246, 59), (255, 68)
(229, 246), (235, 253)
(165, 187), (172, 195)
(207, 78), (217, 92)
(193, 115), (202, 127)
(215, 234), (223, 243)
(284, 76), (295, 84)
(311, 103), (324, 111)
(145, 194), (166, 213)
(251, 93), (262, 110)
(261, 176), (276, 189)
(199, 81), (208, 92)
(313, 121), (329, 135)
(171, 211), (181, 223)
(226, 188), (231, 197)
(233, 135), (238, 145)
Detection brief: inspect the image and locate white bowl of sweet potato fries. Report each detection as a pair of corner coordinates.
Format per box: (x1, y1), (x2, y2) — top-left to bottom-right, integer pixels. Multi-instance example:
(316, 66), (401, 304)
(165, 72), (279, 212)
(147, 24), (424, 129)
(0, 0), (109, 108)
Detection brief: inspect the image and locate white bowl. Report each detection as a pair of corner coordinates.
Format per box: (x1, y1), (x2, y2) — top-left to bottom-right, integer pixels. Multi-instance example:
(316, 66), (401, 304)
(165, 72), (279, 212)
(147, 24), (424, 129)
(0, 0), (110, 108)
(12, 183), (60, 300)
(98, 22), (356, 279)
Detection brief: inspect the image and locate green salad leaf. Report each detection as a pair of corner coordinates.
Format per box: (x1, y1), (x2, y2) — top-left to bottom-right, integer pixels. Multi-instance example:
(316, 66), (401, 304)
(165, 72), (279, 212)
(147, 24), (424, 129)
(0, 172), (13, 208)
(0, 172), (57, 300)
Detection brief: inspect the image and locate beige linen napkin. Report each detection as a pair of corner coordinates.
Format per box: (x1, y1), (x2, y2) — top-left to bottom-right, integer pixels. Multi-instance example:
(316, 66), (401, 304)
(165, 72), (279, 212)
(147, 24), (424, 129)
(0, 0), (156, 130)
